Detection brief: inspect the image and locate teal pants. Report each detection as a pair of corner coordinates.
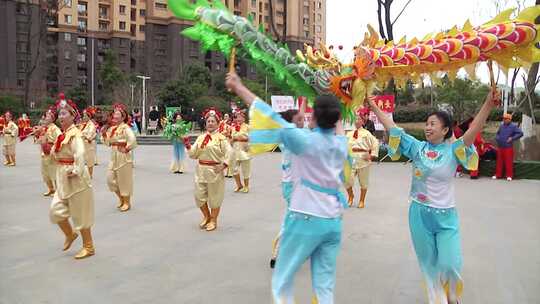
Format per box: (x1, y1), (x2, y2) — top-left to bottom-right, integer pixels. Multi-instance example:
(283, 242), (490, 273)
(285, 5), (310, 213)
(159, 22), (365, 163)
(409, 202), (463, 304)
(272, 211), (342, 304)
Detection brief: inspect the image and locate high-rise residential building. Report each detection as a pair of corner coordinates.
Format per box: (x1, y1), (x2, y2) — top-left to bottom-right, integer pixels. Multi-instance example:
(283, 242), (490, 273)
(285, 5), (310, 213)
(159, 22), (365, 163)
(0, 0), (326, 107)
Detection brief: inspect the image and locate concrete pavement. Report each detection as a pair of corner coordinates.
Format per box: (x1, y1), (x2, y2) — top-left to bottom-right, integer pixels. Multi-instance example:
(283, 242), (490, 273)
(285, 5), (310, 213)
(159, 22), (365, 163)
(0, 140), (539, 304)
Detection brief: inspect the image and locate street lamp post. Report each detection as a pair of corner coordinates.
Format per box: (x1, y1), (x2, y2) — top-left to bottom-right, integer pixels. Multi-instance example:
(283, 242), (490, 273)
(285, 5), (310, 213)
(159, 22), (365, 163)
(136, 75), (151, 134)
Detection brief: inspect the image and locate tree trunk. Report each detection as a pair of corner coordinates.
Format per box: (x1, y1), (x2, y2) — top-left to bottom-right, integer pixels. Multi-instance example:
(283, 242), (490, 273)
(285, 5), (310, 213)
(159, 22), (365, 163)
(267, 0), (282, 42)
(376, 0), (387, 41)
(509, 68), (520, 106)
(383, 0), (394, 41)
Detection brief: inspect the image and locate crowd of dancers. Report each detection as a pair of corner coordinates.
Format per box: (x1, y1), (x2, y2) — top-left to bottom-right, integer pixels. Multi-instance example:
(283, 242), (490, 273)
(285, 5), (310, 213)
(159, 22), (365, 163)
(0, 71), (508, 303)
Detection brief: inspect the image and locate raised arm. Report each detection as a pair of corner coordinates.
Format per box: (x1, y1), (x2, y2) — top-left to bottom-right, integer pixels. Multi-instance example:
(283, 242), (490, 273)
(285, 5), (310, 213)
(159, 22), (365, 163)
(225, 72), (258, 107)
(366, 96), (397, 131)
(462, 89), (499, 147)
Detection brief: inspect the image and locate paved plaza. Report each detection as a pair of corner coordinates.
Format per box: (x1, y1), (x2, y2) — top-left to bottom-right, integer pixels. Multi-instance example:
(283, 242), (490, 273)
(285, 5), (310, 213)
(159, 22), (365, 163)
(1, 141), (539, 304)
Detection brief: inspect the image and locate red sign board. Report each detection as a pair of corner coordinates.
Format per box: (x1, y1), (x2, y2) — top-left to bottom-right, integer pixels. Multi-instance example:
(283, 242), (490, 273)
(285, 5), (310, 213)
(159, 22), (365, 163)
(373, 95), (395, 113)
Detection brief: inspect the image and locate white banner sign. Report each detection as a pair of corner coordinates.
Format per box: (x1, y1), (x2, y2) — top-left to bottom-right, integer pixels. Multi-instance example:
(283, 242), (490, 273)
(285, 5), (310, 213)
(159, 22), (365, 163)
(369, 112), (394, 131)
(271, 95), (296, 112)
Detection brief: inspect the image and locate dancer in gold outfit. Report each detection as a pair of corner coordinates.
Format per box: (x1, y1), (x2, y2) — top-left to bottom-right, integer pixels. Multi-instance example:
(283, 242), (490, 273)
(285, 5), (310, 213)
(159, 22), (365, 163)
(187, 107), (231, 231)
(103, 103), (137, 212)
(80, 107), (98, 178)
(48, 98), (96, 259)
(2, 111), (18, 166)
(230, 110), (251, 193)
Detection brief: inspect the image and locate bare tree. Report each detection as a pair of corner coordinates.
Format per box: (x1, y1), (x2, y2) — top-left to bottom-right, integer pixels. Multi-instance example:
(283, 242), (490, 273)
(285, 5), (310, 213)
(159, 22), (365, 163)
(376, 0), (413, 42)
(19, 0), (65, 108)
(267, 0), (286, 43)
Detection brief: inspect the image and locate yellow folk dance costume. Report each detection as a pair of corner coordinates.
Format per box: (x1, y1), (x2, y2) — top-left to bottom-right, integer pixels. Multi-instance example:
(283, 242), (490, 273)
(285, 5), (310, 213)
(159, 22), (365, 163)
(39, 107), (62, 196)
(80, 107), (98, 178)
(218, 115), (234, 178)
(103, 103), (137, 212)
(230, 110), (251, 193)
(2, 112), (18, 166)
(345, 112), (379, 208)
(187, 108), (231, 232)
(48, 98), (96, 259)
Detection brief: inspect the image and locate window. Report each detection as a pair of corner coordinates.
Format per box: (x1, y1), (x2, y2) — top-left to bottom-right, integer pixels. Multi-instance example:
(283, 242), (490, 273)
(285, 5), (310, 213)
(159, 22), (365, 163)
(139, 25), (145, 32)
(64, 33), (71, 41)
(77, 3), (87, 15)
(78, 19), (87, 32)
(17, 79), (25, 88)
(119, 21), (126, 30)
(64, 66), (72, 77)
(119, 5), (126, 14)
(99, 6), (108, 19)
(140, 9), (146, 17)
(131, 8), (136, 21)
(317, 1), (322, 9)
(130, 24), (136, 36)
(131, 0), (137, 5)
(64, 0), (72, 7)
(304, 31), (309, 38)
(64, 50), (71, 60)
(16, 3), (29, 15)
(77, 53), (86, 62)
(17, 60), (27, 71)
(316, 25), (321, 33)
(119, 38), (128, 47)
(64, 14), (72, 24)
(99, 21), (108, 31)
(155, 3), (167, 9)
(16, 41), (28, 52)
(317, 13), (322, 21)
(251, 0), (257, 7)
(77, 37), (86, 46)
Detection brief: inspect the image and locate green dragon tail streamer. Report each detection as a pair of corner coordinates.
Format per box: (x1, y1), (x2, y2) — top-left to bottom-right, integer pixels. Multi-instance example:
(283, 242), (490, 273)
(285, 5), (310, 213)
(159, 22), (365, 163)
(163, 112), (192, 141)
(167, 0), (332, 107)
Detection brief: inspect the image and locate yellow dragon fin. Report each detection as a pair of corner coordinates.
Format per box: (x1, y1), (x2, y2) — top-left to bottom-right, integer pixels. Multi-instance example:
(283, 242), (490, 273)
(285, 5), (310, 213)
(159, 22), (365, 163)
(462, 19), (474, 32)
(483, 8), (515, 26)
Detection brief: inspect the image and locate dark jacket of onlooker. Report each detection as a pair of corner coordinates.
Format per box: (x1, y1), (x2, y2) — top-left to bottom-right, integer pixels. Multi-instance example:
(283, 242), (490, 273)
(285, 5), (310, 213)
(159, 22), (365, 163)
(495, 122), (523, 148)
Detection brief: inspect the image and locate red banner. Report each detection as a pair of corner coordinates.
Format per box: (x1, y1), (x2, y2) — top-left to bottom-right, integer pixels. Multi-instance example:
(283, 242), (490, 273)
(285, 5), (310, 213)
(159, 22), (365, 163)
(373, 95), (395, 113)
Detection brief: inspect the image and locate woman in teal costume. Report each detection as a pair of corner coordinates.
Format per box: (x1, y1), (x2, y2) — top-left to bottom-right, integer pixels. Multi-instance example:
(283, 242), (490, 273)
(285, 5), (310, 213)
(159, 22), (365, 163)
(164, 112), (192, 174)
(368, 89), (500, 304)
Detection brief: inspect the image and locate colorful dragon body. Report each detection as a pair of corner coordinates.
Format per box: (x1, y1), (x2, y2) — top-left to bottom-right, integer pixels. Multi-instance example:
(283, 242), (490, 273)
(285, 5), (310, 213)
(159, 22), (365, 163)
(168, 0), (540, 121)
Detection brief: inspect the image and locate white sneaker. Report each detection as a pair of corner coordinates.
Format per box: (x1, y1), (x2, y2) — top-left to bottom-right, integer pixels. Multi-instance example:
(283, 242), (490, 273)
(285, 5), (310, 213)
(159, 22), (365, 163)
(507, 177), (512, 181)
(492, 176), (497, 180)
(455, 172), (463, 178)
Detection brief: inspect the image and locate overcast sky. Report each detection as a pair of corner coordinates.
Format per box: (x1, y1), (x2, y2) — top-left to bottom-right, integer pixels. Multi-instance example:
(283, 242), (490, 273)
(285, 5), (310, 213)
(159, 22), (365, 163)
(326, 0), (537, 88)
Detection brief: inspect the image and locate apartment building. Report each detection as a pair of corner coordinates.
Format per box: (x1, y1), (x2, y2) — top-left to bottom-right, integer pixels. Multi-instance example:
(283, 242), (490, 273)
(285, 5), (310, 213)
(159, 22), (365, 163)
(0, 0), (326, 106)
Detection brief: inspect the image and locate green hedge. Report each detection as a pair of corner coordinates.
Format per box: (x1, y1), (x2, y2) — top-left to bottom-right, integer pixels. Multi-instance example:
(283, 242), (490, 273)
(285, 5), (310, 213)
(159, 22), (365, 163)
(393, 107), (437, 123)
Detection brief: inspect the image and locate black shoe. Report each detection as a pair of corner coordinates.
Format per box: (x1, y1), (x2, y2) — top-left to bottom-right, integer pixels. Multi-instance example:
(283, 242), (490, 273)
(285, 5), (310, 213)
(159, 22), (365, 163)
(270, 258), (276, 269)
(470, 176), (478, 180)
